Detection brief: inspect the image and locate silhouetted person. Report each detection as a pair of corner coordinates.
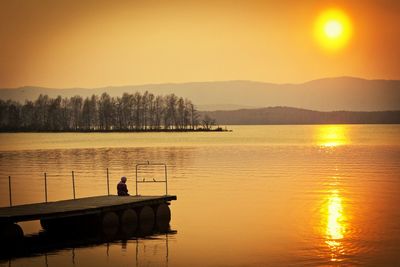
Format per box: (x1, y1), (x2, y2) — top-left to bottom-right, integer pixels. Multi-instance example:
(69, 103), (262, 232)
(117, 176), (129, 196)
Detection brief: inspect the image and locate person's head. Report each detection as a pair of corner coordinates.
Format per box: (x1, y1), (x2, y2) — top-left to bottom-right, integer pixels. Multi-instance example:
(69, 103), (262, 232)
(121, 176), (127, 183)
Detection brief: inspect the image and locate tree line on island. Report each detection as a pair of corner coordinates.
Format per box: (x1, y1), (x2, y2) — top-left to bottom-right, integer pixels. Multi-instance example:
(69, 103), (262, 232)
(0, 92), (220, 131)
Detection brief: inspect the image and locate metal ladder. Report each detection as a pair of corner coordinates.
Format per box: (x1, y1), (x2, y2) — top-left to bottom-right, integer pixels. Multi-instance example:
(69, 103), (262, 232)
(135, 162), (168, 196)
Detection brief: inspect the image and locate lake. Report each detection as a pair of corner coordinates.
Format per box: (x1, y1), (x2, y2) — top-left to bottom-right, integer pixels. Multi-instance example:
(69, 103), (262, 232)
(0, 125), (399, 266)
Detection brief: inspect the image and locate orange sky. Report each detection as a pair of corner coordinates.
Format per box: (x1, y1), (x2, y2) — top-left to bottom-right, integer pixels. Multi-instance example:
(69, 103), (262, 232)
(0, 0), (399, 88)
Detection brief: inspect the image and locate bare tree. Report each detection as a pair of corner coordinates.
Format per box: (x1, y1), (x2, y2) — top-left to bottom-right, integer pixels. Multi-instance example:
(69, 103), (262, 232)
(188, 101), (199, 130)
(164, 94), (177, 129)
(154, 95), (164, 130)
(82, 97), (91, 130)
(70, 95), (83, 130)
(48, 96), (63, 130)
(7, 100), (21, 129)
(201, 114), (216, 130)
(34, 94), (49, 130)
(98, 93), (114, 130)
(132, 92), (142, 130)
(20, 101), (34, 129)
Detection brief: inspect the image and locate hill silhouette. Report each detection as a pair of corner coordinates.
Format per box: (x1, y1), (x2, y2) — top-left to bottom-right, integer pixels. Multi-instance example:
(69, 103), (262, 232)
(1, 77), (399, 111)
(201, 107), (400, 125)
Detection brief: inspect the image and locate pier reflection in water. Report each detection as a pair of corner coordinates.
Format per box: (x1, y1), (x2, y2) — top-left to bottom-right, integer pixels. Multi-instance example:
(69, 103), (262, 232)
(0, 218), (174, 267)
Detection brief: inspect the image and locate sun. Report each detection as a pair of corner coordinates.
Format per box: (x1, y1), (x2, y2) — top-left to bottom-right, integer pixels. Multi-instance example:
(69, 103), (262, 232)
(324, 20), (343, 38)
(315, 9), (352, 51)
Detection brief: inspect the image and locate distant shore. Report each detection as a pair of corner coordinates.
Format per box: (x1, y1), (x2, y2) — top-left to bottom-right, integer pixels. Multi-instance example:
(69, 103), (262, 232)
(0, 127), (231, 133)
(201, 107), (400, 125)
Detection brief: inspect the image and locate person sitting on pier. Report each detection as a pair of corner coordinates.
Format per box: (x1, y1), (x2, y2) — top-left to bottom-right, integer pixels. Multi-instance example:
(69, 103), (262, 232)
(117, 176), (130, 196)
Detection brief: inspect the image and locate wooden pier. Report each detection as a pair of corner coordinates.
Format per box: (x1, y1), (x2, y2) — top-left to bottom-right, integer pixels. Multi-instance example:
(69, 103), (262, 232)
(0, 195), (176, 224)
(0, 195), (176, 243)
(0, 162), (176, 243)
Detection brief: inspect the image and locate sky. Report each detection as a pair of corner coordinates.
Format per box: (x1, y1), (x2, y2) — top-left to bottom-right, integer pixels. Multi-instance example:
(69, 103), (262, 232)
(0, 0), (399, 88)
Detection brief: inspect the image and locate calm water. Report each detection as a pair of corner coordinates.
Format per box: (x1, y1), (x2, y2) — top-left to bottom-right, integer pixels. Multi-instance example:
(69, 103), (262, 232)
(0, 125), (399, 266)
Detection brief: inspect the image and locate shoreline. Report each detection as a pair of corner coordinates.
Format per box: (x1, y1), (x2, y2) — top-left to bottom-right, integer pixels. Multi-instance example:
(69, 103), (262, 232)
(0, 128), (231, 133)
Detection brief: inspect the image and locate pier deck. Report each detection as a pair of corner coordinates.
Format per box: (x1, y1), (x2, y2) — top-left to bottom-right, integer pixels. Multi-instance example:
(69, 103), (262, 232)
(0, 195), (177, 224)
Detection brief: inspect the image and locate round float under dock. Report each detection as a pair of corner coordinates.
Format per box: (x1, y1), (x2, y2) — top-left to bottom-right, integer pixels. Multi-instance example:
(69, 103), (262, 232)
(102, 211), (119, 238)
(0, 223), (24, 245)
(138, 206), (155, 234)
(120, 208), (138, 236)
(155, 203), (171, 231)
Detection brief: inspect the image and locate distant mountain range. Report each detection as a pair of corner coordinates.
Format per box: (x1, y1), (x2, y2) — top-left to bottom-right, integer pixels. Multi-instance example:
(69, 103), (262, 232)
(1, 77), (399, 111)
(201, 107), (400, 125)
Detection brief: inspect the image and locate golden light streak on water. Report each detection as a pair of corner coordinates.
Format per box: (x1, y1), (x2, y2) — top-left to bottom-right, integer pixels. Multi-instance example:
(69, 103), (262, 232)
(1, 125), (400, 266)
(317, 125), (349, 147)
(324, 189), (347, 262)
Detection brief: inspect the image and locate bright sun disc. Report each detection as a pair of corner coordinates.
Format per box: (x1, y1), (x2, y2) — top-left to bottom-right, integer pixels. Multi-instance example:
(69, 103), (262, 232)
(324, 20), (343, 38)
(315, 9), (352, 50)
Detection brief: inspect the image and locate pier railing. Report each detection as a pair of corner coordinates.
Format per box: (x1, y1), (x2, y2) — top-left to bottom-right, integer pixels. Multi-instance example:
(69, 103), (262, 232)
(4, 171), (89, 207)
(3, 162), (169, 207)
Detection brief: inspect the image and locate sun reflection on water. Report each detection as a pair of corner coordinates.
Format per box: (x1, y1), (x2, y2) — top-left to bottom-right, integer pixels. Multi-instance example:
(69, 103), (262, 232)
(324, 189), (347, 262)
(317, 125), (348, 147)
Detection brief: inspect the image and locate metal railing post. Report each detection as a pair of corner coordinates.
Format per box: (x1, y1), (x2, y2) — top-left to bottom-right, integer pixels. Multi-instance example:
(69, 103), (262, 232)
(135, 165), (138, 196)
(44, 172), (48, 203)
(106, 168), (110, 196)
(72, 171), (76, 199)
(164, 165), (168, 195)
(8, 175), (12, 207)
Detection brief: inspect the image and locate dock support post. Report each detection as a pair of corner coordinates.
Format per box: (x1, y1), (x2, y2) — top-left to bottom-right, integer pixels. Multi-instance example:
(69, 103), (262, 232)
(8, 175), (12, 207)
(106, 168), (110, 196)
(72, 171), (76, 199)
(44, 172), (48, 203)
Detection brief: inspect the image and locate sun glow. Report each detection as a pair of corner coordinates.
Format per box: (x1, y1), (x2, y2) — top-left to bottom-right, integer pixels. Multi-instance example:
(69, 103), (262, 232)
(324, 20), (343, 38)
(316, 125), (348, 147)
(315, 8), (352, 50)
